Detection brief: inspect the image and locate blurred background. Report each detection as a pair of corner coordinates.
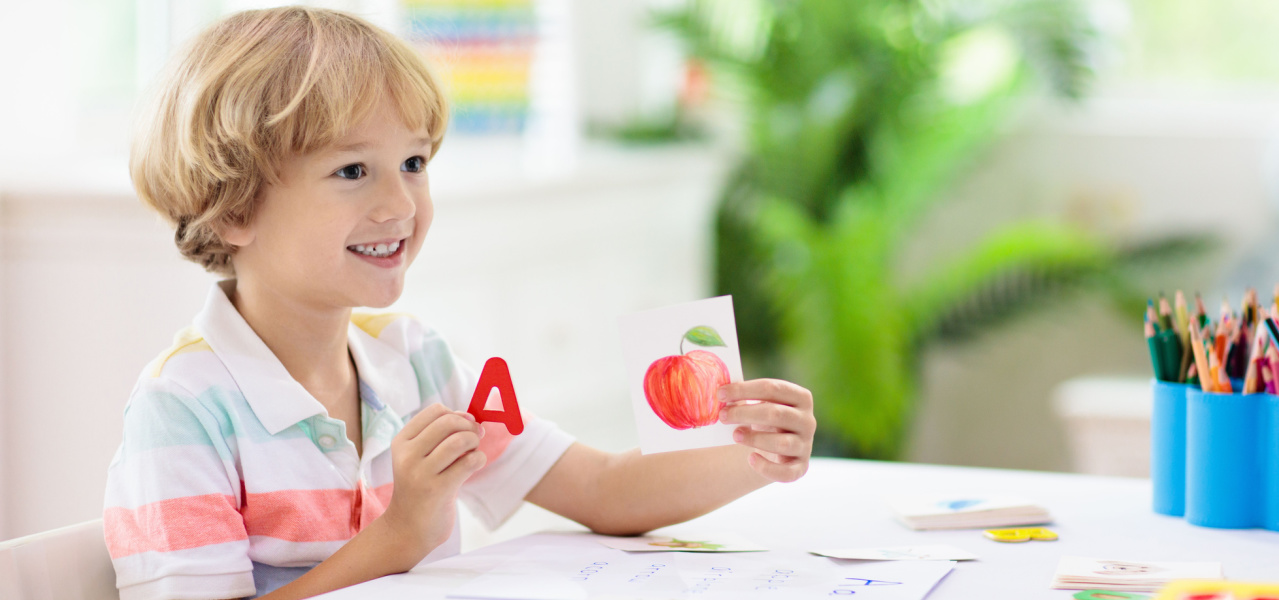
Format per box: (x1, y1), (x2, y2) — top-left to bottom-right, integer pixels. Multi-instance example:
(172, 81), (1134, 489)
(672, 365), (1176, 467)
(3, 0), (1279, 548)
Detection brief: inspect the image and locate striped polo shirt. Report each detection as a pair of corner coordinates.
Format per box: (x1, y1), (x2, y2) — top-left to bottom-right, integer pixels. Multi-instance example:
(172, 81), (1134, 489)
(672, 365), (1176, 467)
(103, 280), (575, 600)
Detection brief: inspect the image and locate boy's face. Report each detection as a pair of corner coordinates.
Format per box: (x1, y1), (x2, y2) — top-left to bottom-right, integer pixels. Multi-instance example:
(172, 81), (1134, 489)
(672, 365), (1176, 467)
(224, 99), (434, 310)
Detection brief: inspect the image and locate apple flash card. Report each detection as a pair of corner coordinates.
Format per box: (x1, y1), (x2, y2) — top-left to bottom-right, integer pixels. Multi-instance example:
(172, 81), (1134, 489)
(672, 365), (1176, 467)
(619, 296), (744, 454)
(595, 533), (767, 553)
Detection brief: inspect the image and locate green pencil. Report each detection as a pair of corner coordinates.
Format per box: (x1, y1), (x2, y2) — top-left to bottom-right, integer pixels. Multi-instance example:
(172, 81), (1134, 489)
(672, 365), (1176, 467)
(1157, 329), (1182, 384)
(1146, 319), (1166, 381)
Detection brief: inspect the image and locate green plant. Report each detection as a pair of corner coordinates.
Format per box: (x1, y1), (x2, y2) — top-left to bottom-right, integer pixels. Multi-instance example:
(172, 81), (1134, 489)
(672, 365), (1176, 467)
(660, 0), (1186, 459)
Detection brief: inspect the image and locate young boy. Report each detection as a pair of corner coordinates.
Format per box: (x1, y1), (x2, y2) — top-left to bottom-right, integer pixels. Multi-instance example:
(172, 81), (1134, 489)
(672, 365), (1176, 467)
(105, 6), (815, 600)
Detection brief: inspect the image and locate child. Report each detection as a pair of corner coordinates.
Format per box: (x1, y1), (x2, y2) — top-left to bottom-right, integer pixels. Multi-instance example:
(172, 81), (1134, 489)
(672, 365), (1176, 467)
(104, 7), (815, 600)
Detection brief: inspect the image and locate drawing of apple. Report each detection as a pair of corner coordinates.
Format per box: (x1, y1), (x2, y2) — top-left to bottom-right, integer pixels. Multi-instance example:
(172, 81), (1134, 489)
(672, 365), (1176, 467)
(643, 326), (731, 429)
(649, 539), (725, 550)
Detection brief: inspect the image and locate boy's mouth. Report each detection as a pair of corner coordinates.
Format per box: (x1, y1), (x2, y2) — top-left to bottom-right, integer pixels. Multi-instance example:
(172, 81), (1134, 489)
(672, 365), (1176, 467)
(346, 238), (406, 260)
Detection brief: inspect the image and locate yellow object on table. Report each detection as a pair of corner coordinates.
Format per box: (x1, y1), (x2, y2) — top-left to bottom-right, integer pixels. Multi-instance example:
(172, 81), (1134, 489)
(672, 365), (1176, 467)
(982, 527), (1058, 542)
(1154, 579), (1279, 600)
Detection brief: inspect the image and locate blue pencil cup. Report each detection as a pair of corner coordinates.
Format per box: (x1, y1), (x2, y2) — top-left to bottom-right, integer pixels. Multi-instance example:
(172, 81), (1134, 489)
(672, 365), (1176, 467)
(1265, 395), (1279, 532)
(1151, 380), (1190, 516)
(1185, 388), (1264, 528)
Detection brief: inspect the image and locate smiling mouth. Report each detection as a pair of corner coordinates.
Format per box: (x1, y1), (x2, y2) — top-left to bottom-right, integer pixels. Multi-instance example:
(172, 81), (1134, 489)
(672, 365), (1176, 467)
(347, 238), (406, 259)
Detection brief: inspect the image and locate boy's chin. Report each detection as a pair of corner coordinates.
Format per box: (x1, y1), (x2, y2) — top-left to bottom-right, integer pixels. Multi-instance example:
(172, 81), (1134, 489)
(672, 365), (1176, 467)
(351, 283), (405, 310)
(357, 291), (402, 310)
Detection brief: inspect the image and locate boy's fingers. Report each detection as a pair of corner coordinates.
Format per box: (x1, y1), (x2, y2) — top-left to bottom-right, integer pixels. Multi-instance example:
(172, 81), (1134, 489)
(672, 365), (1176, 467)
(719, 402), (814, 435)
(718, 379), (812, 409)
(748, 452), (809, 483)
(439, 448), (487, 484)
(421, 430), (483, 475)
(398, 403), (452, 440)
(402, 412), (481, 459)
(734, 428), (808, 458)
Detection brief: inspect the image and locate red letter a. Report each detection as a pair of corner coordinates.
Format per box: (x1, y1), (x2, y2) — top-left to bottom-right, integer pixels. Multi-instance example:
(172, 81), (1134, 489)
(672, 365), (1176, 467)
(467, 357), (524, 435)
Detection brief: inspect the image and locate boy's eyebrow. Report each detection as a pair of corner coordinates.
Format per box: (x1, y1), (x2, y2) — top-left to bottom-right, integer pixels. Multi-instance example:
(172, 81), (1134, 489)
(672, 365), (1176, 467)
(331, 137), (433, 154)
(333, 141), (371, 153)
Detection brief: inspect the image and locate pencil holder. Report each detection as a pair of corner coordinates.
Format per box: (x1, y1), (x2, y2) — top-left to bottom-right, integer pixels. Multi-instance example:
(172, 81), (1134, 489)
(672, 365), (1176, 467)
(1264, 395), (1279, 532)
(1185, 388), (1264, 529)
(1151, 380), (1190, 517)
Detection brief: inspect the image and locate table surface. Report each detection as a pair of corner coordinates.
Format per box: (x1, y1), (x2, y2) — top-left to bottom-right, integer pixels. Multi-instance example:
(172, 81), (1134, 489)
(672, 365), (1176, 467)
(318, 458), (1279, 599)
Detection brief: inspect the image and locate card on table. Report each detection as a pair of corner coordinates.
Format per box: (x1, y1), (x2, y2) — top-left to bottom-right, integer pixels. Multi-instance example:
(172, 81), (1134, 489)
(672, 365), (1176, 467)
(1050, 556), (1223, 592)
(618, 296), (744, 454)
(884, 494), (1052, 530)
(811, 545), (978, 561)
(595, 533), (767, 553)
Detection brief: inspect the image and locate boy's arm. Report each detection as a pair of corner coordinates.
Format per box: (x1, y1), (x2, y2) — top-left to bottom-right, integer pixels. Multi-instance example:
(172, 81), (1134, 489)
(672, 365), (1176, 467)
(525, 379), (815, 536)
(255, 405), (487, 600)
(244, 513), (434, 600)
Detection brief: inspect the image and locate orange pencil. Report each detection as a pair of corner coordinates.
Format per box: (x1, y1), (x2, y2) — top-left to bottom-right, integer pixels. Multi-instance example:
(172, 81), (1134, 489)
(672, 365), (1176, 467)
(1214, 325), (1228, 364)
(1208, 346), (1232, 393)
(1188, 318), (1213, 392)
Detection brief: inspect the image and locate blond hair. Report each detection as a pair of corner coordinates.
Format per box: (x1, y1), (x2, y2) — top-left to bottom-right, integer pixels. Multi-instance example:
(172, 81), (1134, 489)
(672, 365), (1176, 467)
(131, 6), (448, 275)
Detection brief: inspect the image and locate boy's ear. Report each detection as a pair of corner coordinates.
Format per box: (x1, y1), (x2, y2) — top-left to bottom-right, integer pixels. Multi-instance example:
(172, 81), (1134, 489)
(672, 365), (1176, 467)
(217, 220), (255, 248)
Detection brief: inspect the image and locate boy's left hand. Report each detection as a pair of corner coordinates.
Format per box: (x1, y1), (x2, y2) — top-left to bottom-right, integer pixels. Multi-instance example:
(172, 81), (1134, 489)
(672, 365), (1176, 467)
(718, 379), (815, 483)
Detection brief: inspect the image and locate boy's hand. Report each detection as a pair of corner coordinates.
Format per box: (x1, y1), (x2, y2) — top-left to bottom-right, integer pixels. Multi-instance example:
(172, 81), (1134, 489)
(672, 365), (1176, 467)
(381, 403), (486, 561)
(718, 379), (815, 483)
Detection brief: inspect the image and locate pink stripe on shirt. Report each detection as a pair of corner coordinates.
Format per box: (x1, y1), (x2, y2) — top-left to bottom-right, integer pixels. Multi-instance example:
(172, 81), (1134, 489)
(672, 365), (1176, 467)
(104, 494), (246, 558)
(242, 489), (358, 542)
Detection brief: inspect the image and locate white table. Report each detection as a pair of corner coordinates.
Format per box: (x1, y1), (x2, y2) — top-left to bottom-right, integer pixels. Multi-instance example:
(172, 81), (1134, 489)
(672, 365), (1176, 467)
(319, 458), (1279, 598)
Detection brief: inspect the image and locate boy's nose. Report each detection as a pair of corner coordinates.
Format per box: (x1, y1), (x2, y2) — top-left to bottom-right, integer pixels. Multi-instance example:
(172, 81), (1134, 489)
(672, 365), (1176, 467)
(371, 174), (418, 223)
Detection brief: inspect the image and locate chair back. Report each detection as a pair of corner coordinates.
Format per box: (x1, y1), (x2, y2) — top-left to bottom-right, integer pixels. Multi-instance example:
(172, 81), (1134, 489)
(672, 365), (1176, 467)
(0, 519), (119, 600)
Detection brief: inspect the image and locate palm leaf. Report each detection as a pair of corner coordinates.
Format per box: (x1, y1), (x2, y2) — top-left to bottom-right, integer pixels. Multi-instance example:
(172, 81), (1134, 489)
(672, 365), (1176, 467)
(901, 221), (1110, 342)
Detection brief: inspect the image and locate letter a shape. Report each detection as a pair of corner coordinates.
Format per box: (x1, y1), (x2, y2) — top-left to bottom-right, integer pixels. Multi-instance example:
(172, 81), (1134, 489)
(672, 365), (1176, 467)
(467, 357), (524, 435)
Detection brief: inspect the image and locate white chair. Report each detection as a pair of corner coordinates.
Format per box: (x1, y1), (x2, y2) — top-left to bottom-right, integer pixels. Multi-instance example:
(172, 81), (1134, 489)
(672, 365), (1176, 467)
(0, 519), (119, 600)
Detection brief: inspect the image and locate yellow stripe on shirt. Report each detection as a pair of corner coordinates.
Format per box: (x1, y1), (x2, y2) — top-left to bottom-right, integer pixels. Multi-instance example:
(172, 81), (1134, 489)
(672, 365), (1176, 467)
(350, 312), (410, 339)
(149, 327), (212, 378)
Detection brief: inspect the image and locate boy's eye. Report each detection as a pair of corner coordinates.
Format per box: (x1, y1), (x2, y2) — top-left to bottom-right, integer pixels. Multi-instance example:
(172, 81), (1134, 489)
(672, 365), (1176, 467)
(402, 156), (425, 173)
(335, 164), (365, 180)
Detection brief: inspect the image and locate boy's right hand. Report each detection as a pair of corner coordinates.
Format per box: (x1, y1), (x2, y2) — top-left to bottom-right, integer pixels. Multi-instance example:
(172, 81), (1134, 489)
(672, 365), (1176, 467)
(381, 403), (487, 560)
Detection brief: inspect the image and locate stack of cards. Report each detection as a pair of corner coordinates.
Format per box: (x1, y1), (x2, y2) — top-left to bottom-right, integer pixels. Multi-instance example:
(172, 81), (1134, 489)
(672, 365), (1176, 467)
(886, 495), (1052, 530)
(1050, 556), (1223, 592)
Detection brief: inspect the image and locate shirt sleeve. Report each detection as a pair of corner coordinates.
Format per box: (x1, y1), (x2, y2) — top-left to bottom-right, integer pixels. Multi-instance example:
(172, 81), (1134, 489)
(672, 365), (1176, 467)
(104, 378), (256, 600)
(401, 319), (576, 530)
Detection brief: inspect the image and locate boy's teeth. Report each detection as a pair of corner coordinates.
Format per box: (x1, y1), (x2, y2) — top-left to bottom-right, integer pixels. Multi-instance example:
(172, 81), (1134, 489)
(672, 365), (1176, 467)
(349, 240), (401, 258)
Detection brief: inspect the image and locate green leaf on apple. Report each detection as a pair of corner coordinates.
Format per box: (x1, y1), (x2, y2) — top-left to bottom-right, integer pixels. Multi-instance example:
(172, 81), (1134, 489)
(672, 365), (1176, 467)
(683, 326), (727, 348)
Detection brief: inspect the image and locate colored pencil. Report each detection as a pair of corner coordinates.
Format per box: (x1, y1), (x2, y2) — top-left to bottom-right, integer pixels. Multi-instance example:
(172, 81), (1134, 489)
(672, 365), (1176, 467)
(1145, 319), (1165, 381)
(1188, 317), (1213, 392)
(1175, 291), (1190, 341)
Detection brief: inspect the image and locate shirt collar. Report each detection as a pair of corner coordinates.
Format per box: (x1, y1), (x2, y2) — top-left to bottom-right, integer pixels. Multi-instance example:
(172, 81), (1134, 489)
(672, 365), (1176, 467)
(194, 281), (326, 434)
(347, 320), (420, 417)
(194, 281), (421, 435)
